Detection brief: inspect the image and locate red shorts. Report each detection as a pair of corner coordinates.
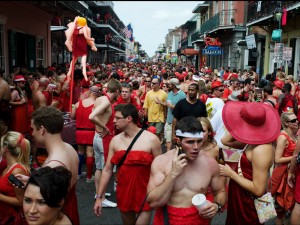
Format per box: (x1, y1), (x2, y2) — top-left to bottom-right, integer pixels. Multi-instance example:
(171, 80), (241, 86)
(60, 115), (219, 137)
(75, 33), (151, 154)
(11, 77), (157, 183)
(153, 205), (210, 225)
(76, 130), (94, 145)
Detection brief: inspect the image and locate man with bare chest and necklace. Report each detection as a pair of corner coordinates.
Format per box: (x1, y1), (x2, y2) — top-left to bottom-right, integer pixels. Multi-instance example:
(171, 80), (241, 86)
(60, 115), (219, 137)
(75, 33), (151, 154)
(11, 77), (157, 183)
(147, 116), (226, 225)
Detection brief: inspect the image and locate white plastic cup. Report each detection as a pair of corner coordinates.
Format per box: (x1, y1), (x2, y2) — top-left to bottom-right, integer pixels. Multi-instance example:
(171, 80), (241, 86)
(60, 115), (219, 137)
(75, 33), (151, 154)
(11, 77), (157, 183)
(192, 194), (207, 212)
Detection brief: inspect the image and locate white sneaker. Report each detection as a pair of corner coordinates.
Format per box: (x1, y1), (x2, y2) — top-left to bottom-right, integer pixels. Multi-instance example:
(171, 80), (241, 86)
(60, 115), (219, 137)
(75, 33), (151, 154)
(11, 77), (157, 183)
(94, 193), (111, 200)
(86, 175), (95, 183)
(77, 171), (87, 179)
(102, 199), (117, 208)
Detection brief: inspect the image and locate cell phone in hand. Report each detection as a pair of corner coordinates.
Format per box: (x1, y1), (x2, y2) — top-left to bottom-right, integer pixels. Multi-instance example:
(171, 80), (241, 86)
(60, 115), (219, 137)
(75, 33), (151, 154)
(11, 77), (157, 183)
(8, 174), (24, 188)
(176, 142), (184, 156)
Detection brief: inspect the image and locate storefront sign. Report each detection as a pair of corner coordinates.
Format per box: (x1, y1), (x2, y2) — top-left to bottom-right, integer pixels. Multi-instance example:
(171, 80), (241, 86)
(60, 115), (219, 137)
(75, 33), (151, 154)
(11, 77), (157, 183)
(283, 47), (292, 61)
(202, 46), (223, 55)
(274, 43), (284, 61)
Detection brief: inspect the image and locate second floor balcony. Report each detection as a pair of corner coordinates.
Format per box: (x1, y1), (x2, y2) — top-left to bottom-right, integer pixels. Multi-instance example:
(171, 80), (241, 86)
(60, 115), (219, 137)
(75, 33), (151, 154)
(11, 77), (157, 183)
(200, 9), (237, 35)
(247, 1), (300, 25)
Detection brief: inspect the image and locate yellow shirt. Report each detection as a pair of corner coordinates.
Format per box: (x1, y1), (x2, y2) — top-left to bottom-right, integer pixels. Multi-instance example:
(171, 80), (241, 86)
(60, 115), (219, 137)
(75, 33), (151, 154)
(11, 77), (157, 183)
(143, 89), (167, 122)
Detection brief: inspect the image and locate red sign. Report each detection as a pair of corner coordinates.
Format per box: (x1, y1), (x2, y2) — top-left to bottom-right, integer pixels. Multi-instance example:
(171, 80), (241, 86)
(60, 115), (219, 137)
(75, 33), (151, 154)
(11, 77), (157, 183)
(204, 37), (221, 47)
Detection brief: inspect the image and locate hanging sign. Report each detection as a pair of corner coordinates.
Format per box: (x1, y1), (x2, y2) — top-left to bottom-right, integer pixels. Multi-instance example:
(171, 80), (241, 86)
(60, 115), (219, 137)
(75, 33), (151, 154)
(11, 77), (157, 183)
(202, 46), (223, 55)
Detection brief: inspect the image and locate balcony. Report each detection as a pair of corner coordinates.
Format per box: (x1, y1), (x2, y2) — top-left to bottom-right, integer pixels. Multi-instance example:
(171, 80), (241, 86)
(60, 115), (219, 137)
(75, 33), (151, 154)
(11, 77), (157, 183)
(199, 9), (237, 36)
(247, 1), (300, 25)
(59, 1), (90, 18)
(191, 30), (203, 43)
(87, 1), (114, 8)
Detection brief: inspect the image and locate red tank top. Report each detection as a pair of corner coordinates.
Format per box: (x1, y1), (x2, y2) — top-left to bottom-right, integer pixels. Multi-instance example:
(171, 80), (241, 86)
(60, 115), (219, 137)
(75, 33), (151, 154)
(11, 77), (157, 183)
(75, 100), (95, 130)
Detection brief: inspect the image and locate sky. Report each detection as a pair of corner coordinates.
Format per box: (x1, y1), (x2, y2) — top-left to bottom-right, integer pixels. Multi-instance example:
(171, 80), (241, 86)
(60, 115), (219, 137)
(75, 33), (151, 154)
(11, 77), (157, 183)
(113, 1), (202, 57)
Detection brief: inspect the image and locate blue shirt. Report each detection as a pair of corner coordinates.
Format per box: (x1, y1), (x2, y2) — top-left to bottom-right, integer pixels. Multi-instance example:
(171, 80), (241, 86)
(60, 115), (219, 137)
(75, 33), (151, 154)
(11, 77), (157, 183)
(166, 90), (186, 123)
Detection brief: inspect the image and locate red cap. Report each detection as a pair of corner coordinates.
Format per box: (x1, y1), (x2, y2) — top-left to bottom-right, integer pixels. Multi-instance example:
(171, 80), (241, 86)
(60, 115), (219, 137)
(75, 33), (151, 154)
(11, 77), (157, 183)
(211, 81), (224, 90)
(14, 75), (26, 82)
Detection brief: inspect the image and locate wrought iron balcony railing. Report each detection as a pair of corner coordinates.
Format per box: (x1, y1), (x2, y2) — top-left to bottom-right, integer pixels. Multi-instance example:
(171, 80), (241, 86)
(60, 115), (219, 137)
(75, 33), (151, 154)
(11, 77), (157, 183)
(247, 1), (300, 24)
(200, 9), (237, 35)
(191, 30), (202, 43)
(59, 1), (90, 19)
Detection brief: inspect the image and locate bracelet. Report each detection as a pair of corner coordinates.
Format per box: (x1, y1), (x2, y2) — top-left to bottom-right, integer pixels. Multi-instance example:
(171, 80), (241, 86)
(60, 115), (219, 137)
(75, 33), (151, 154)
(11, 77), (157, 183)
(213, 202), (224, 213)
(95, 195), (102, 199)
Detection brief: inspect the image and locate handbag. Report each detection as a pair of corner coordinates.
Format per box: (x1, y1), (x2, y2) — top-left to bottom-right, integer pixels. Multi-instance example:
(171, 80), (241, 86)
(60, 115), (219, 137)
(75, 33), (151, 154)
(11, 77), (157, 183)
(238, 152), (277, 223)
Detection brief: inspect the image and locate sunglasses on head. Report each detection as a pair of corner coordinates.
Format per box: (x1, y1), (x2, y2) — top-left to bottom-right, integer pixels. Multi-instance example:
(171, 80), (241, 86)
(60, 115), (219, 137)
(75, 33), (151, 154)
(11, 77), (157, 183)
(287, 118), (298, 123)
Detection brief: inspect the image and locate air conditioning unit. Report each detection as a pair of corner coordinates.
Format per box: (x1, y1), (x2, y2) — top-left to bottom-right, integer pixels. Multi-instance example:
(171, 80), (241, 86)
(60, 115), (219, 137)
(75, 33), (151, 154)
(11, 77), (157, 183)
(231, 18), (235, 24)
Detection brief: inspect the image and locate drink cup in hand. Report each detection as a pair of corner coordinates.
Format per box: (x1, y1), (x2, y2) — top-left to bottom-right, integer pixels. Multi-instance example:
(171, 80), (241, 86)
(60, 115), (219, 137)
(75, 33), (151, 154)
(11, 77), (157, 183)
(192, 194), (207, 212)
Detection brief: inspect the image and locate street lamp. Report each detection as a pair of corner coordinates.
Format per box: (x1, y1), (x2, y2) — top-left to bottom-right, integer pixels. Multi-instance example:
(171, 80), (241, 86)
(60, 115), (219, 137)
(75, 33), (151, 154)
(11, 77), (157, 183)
(274, 2), (283, 28)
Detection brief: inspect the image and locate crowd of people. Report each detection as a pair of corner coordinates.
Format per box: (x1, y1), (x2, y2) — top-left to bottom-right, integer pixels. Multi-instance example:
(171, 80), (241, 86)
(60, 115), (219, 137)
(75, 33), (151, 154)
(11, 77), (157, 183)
(0, 60), (300, 225)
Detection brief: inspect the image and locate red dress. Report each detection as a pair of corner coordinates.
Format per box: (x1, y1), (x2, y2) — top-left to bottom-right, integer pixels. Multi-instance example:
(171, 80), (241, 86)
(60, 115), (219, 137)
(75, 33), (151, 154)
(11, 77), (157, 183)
(10, 100), (30, 134)
(226, 151), (261, 225)
(270, 132), (295, 217)
(110, 151), (153, 212)
(0, 163), (29, 225)
(72, 27), (87, 58)
(75, 100), (95, 145)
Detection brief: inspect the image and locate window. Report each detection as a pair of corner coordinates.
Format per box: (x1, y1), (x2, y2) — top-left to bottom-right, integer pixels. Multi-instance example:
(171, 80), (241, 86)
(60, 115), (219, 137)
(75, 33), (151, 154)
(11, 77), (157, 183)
(0, 24), (4, 69)
(36, 37), (45, 67)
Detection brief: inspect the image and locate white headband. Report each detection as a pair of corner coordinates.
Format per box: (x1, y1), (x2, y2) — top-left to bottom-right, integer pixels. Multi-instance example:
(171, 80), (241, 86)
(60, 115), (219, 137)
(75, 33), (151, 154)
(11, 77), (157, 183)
(175, 130), (203, 138)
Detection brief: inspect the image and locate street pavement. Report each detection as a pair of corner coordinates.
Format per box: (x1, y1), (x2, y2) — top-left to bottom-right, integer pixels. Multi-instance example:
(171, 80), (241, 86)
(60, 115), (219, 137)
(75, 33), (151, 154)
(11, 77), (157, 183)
(76, 152), (277, 225)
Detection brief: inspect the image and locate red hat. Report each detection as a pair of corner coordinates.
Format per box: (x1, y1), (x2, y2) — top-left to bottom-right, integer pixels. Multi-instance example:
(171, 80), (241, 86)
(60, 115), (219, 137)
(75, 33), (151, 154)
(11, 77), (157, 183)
(14, 75), (26, 82)
(211, 81), (224, 90)
(274, 80), (284, 89)
(222, 101), (280, 145)
(147, 126), (157, 134)
(81, 78), (90, 87)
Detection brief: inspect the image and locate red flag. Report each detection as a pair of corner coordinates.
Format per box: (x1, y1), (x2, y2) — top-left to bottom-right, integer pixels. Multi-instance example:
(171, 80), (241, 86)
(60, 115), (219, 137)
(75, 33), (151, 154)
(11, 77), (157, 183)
(282, 8), (287, 26)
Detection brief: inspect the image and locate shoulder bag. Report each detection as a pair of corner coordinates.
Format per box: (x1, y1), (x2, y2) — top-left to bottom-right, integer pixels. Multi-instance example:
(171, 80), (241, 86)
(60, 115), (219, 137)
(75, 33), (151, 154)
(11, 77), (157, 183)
(238, 152), (277, 224)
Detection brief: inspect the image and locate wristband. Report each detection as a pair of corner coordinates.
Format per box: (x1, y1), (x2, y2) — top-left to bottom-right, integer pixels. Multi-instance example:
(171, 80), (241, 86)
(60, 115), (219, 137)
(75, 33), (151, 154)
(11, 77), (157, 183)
(213, 202), (223, 213)
(95, 195), (102, 199)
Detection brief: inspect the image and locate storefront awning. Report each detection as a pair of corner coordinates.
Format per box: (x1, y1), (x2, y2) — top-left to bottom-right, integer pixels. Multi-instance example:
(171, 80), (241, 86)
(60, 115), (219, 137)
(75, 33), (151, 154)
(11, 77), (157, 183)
(182, 49), (199, 56)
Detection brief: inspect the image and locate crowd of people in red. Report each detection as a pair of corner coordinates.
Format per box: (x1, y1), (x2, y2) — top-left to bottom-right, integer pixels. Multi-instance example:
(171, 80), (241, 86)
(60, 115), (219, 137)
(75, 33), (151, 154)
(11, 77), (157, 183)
(0, 60), (300, 225)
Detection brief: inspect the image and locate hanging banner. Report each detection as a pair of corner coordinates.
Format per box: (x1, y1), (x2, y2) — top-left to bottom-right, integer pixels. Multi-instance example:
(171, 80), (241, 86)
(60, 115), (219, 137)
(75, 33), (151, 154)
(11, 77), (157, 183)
(283, 47), (292, 61)
(202, 46), (223, 55)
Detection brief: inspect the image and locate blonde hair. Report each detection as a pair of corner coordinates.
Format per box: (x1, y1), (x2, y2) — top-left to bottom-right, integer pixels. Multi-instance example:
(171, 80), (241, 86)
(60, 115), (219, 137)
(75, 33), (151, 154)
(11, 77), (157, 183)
(280, 112), (295, 129)
(287, 75), (294, 82)
(3, 131), (31, 172)
(199, 117), (216, 144)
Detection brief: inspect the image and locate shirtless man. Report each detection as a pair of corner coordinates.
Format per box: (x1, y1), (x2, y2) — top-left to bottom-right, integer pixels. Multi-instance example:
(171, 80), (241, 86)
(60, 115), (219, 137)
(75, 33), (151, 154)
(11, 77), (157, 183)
(147, 116), (226, 225)
(0, 69), (12, 124)
(16, 106), (80, 225)
(32, 77), (53, 110)
(94, 103), (161, 225)
(89, 79), (121, 206)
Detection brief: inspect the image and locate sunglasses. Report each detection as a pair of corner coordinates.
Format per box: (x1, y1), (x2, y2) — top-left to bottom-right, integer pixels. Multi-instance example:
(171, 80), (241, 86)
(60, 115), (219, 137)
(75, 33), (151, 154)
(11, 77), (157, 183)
(152, 82), (158, 85)
(145, 81), (151, 83)
(287, 118), (298, 123)
(217, 89), (224, 92)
